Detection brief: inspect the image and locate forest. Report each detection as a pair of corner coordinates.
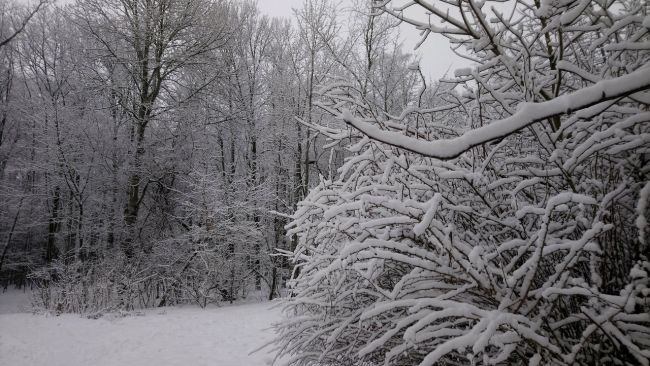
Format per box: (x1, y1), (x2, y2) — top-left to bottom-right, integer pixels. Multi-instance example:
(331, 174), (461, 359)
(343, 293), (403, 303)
(0, 0), (649, 365)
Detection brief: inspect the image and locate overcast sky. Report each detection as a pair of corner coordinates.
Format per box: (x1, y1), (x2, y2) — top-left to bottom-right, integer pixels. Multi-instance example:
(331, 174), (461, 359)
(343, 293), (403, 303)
(256, 0), (471, 81)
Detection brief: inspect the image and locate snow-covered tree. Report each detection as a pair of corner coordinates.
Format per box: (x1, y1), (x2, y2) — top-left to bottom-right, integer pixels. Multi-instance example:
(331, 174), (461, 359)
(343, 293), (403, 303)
(274, 1), (650, 365)
(74, 0), (231, 257)
(3, 0), (339, 309)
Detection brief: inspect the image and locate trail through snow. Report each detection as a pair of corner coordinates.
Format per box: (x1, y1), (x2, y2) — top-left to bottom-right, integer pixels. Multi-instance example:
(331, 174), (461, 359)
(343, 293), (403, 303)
(0, 290), (282, 366)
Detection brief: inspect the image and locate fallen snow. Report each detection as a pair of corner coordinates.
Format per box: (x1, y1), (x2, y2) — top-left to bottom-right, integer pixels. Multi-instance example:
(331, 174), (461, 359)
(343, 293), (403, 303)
(0, 290), (282, 366)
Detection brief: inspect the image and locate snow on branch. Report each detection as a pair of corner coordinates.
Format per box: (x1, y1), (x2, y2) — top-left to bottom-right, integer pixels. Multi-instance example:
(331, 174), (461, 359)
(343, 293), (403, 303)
(340, 67), (650, 159)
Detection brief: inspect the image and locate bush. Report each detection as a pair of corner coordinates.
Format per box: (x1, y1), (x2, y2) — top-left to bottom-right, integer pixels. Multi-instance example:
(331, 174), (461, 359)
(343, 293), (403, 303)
(274, 1), (650, 365)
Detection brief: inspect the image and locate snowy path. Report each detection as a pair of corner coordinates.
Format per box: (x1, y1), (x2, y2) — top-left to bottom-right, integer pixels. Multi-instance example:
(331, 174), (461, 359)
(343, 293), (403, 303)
(0, 291), (282, 366)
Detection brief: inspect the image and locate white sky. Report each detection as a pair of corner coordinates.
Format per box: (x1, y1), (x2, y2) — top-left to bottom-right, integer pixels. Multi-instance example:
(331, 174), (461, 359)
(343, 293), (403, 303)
(256, 0), (471, 81)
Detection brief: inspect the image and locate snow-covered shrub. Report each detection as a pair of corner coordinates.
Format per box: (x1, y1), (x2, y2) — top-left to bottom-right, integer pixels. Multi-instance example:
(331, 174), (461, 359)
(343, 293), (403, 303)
(29, 169), (269, 313)
(167, 170), (267, 306)
(29, 258), (150, 314)
(274, 1), (650, 365)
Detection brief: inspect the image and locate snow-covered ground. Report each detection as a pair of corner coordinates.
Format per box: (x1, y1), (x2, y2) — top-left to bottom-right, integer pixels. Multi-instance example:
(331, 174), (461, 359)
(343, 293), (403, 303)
(0, 289), (283, 366)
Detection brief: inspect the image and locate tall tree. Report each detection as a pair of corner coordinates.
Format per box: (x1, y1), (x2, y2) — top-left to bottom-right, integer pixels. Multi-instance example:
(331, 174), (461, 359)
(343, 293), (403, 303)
(75, 0), (229, 256)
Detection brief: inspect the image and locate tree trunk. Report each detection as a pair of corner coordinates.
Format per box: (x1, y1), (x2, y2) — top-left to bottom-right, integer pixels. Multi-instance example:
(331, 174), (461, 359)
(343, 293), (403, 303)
(0, 198), (23, 273)
(268, 266), (277, 300)
(46, 187), (60, 263)
(123, 121), (147, 257)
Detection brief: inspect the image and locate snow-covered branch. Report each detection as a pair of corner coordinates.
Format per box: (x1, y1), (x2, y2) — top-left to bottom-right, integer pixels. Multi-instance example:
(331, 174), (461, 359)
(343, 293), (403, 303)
(341, 67), (650, 159)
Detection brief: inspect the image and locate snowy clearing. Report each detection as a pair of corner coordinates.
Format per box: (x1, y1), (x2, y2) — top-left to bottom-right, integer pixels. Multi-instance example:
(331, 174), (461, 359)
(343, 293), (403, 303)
(0, 290), (282, 366)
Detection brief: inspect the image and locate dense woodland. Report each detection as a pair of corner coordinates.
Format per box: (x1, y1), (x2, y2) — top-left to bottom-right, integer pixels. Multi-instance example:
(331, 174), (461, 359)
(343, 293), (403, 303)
(1, 0), (650, 365)
(0, 0), (368, 307)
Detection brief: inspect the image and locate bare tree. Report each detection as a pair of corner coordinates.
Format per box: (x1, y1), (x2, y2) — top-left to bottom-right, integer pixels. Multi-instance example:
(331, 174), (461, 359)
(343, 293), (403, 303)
(74, 0), (230, 256)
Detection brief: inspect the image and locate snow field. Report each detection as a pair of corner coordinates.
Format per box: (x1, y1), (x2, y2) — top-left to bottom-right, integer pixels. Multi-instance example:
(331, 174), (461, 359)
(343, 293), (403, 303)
(0, 291), (282, 366)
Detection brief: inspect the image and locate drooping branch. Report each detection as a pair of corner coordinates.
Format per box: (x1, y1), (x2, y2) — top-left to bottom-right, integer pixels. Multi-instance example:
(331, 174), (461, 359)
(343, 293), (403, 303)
(341, 66), (650, 159)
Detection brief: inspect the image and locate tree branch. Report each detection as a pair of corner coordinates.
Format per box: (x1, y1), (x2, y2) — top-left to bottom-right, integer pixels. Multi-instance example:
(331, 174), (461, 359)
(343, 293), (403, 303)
(341, 66), (650, 160)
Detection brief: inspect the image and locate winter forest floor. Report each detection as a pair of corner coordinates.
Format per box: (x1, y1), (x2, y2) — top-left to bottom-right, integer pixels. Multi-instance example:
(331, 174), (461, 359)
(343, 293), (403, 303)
(0, 289), (282, 366)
